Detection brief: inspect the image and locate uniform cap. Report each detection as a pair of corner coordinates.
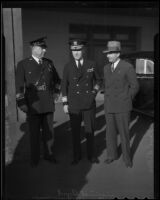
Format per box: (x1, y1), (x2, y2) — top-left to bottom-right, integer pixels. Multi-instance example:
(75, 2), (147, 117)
(103, 41), (121, 54)
(69, 39), (86, 51)
(30, 36), (47, 48)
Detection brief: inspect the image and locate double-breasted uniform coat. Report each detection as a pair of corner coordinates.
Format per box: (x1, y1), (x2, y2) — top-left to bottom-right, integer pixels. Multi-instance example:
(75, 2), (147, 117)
(62, 58), (101, 161)
(104, 59), (139, 164)
(16, 56), (61, 164)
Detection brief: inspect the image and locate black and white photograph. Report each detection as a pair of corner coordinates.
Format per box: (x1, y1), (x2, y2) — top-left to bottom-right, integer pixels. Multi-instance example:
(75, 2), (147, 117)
(2, 1), (159, 199)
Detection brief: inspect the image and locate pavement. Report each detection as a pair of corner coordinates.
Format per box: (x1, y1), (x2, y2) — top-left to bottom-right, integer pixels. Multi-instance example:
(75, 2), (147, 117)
(4, 94), (154, 199)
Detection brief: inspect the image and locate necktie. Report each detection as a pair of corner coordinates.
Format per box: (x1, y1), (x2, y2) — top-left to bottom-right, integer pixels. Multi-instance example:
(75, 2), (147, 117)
(77, 60), (81, 68)
(111, 63), (114, 72)
(39, 59), (42, 64)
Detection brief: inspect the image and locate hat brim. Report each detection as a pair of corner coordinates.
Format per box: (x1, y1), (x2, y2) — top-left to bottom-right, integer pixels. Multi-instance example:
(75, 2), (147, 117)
(102, 50), (121, 54)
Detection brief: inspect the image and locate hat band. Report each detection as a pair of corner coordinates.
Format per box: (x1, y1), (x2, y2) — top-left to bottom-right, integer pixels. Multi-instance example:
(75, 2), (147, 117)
(103, 46), (121, 53)
(70, 45), (83, 50)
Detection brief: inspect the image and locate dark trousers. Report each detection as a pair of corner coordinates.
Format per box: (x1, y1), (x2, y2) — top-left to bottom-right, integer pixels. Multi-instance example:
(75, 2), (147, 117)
(69, 107), (96, 160)
(27, 112), (54, 164)
(105, 112), (131, 164)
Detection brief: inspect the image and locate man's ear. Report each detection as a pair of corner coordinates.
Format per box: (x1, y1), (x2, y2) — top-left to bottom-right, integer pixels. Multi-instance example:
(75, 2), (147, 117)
(117, 52), (120, 57)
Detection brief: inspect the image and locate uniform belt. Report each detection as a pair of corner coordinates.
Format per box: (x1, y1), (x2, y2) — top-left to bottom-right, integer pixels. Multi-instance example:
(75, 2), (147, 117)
(35, 85), (47, 91)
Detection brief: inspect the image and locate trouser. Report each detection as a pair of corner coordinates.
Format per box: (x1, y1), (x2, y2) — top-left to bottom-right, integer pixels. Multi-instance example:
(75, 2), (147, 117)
(27, 112), (54, 163)
(105, 112), (131, 163)
(69, 107), (96, 160)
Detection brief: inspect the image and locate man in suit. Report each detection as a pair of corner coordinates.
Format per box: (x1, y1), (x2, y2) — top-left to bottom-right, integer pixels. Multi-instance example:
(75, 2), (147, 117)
(61, 39), (101, 165)
(103, 41), (139, 168)
(16, 37), (61, 167)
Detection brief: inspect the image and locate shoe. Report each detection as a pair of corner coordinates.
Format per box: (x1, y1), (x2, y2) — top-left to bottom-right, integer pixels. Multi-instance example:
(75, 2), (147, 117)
(125, 161), (133, 168)
(44, 154), (58, 164)
(71, 156), (81, 165)
(104, 158), (114, 164)
(30, 161), (39, 168)
(88, 157), (99, 163)
(71, 159), (79, 165)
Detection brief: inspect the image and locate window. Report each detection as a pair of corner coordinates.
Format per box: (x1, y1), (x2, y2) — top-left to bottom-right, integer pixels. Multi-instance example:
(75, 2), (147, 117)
(136, 59), (154, 75)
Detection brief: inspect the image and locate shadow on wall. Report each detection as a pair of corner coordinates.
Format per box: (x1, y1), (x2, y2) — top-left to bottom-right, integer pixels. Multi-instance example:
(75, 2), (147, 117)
(4, 103), (153, 199)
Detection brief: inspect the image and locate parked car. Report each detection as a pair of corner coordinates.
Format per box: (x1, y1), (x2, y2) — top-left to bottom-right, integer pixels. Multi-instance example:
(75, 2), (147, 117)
(121, 51), (154, 117)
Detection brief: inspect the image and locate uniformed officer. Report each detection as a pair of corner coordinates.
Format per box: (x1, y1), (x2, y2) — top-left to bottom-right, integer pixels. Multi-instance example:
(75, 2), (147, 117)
(16, 37), (61, 167)
(103, 41), (139, 168)
(61, 39), (101, 165)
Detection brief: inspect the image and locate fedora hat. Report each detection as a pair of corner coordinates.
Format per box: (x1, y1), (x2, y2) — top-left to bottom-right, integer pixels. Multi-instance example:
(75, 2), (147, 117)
(103, 41), (121, 54)
(69, 39), (86, 51)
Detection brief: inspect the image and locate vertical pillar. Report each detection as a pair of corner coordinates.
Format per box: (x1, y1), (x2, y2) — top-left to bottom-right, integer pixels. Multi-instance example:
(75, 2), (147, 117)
(3, 8), (23, 164)
(3, 8), (23, 122)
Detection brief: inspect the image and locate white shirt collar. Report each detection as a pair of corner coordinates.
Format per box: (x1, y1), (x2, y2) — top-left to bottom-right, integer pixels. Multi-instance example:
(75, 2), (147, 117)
(75, 59), (83, 67)
(32, 55), (40, 64)
(113, 58), (120, 69)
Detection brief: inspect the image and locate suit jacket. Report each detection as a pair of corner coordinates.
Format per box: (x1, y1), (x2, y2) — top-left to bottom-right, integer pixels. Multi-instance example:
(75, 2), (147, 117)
(16, 56), (61, 114)
(61, 58), (101, 111)
(104, 59), (139, 113)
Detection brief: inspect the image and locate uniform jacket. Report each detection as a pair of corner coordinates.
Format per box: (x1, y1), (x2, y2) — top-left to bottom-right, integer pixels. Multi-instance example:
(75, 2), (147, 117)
(104, 59), (139, 113)
(61, 58), (101, 111)
(16, 56), (61, 114)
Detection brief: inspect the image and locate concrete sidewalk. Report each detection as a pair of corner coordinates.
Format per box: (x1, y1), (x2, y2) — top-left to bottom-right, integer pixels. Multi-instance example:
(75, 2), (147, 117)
(4, 100), (154, 199)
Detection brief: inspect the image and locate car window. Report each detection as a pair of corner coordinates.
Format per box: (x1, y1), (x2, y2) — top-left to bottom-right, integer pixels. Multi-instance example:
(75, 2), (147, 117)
(135, 59), (154, 74)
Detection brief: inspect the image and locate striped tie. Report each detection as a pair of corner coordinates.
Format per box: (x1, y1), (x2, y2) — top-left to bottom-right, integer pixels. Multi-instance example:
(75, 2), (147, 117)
(111, 63), (114, 72)
(39, 59), (42, 64)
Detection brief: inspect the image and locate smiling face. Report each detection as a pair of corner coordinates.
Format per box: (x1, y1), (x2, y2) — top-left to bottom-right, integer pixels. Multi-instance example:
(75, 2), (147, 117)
(71, 49), (84, 60)
(31, 46), (46, 59)
(106, 52), (120, 63)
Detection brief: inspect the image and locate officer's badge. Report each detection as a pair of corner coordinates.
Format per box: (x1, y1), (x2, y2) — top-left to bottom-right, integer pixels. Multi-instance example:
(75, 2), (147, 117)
(87, 68), (94, 72)
(73, 41), (78, 45)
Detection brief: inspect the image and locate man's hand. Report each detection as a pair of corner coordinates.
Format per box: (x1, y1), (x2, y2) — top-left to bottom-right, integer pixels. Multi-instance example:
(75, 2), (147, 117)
(63, 105), (69, 114)
(53, 93), (60, 103)
(19, 105), (28, 113)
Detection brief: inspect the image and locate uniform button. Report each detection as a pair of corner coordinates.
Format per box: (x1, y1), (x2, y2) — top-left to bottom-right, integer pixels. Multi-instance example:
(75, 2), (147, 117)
(76, 84), (79, 86)
(86, 91), (89, 93)
(77, 91), (80, 94)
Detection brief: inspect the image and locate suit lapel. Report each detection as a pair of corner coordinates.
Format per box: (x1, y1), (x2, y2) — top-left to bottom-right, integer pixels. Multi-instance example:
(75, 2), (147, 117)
(114, 59), (122, 72)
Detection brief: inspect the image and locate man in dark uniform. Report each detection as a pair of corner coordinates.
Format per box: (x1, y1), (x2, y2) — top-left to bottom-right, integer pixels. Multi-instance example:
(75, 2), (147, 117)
(16, 37), (61, 167)
(61, 39), (101, 165)
(103, 41), (139, 168)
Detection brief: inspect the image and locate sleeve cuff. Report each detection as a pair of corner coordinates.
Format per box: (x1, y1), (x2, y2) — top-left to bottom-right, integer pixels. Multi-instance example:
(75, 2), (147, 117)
(63, 102), (68, 106)
(93, 84), (100, 92)
(16, 93), (27, 107)
(62, 96), (68, 106)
